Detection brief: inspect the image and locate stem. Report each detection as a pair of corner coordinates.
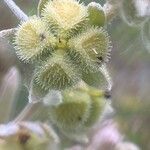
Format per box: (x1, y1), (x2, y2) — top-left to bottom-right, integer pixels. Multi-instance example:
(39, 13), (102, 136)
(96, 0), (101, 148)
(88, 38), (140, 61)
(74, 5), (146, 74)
(3, 0), (28, 21)
(100, 64), (113, 91)
(13, 101), (41, 123)
(0, 28), (17, 39)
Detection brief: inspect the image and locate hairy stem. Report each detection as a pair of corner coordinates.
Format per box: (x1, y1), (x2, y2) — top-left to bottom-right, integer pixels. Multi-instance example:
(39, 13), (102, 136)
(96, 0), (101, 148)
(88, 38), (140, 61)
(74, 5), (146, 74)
(3, 0), (28, 21)
(13, 101), (41, 122)
(0, 28), (17, 39)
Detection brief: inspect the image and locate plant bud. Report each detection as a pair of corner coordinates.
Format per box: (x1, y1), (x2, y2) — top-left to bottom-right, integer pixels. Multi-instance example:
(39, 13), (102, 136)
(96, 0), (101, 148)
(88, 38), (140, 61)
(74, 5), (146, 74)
(15, 17), (56, 63)
(34, 52), (80, 90)
(38, 0), (49, 16)
(13, 0), (112, 92)
(88, 2), (106, 27)
(49, 90), (91, 131)
(41, 0), (88, 38)
(68, 27), (111, 72)
(81, 69), (107, 88)
(48, 85), (107, 133)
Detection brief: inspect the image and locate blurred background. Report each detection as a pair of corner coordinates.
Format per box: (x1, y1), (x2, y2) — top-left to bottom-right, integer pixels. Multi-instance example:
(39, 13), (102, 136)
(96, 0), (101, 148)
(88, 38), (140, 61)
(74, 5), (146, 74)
(0, 0), (150, 150)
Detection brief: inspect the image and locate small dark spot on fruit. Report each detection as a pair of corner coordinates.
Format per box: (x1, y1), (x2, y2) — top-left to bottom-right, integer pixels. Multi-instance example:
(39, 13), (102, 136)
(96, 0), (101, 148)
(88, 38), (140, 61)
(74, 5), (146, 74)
(40, 33), (46, 41)
(78, 116), (82, 121)
(59, 38), (61, 43)
(104, 90), (111, 99)
(96, 56), (104, 65)
(97, 56), (103, 61)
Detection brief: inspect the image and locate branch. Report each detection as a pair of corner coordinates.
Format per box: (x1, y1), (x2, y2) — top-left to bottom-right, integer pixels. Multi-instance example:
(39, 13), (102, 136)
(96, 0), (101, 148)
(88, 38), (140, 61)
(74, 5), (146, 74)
(13, 101), (41, 123)
(0, 28), (17, 39)
(3, 0), (28, 21)
(14, 89), (63, 122)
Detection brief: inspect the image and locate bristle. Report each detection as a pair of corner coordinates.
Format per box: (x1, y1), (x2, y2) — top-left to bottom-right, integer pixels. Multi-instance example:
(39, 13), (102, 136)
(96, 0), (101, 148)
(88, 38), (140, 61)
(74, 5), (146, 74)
(48, 84), (107, 132)
(68, 27), (111, 72)
(49, 90), (91, 131)
(14, 16), (56, 63)
(38, 0), (49, 16)
(67, 48), (97, 73)
(34, 52), (80, 90)
(42, 0), (88, 38)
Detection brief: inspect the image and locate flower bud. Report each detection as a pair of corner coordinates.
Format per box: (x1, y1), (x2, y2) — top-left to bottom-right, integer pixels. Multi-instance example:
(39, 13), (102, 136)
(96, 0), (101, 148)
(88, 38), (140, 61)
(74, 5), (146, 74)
(34, 52), (80, 90)
(69, 27), (111, 72)
(41, 0), (88, 38)
(81, 69), (107, 88)
(88, 2), (106, 27)
(48, 84), (107, 133)
(38, 0), (49, 16)
(15, 17), (56, 63)
(49, 90), (91, 131)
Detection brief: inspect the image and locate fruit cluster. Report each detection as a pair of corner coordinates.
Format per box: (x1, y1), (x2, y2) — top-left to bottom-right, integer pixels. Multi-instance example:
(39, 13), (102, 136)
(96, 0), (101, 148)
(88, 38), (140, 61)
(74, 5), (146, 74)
(14, 0), (112, 137)
(15, 0), (111, 91)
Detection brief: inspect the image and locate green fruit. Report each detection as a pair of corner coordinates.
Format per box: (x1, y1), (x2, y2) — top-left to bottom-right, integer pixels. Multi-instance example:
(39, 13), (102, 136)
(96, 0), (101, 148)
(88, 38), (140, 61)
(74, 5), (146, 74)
(38, 0), (49, 16)
(49, 90), (91, 131)
(14, 0), (112, 92)
(41, 0), (88, 38)
(48, 84), (107, 133)
(81, 69), (107, 88)
(88, 2), (106, 27)
(15, 17), (56, 63)
(34, 52), (80, 90)
(69, 27), (111, 72)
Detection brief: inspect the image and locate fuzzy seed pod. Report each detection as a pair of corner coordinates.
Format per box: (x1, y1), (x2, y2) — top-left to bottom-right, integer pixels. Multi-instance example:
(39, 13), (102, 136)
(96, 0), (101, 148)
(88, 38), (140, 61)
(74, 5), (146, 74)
(42, 0), (88, 38)
(38, 0), (49, 16)
(48, 84), (107, 134)
(88, 2), (106, 27)
(85, 87), (106, 127)
(81, 69), (107, 88)
(49, 90), (91, 131)
(76, 84), (107, 127)
(68, 27), (111, 72)
(15, 17), (56, 63)
(34, 52), (80, 90)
